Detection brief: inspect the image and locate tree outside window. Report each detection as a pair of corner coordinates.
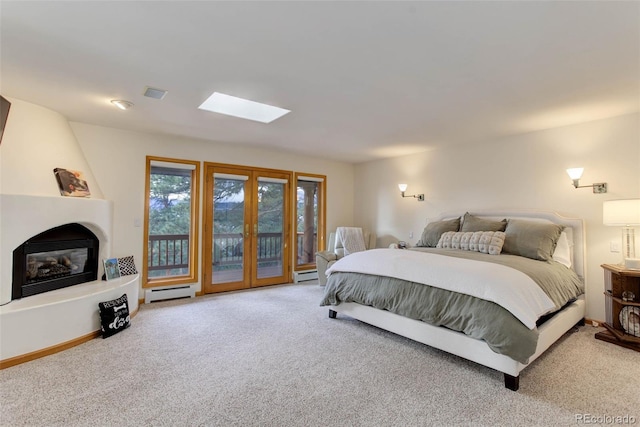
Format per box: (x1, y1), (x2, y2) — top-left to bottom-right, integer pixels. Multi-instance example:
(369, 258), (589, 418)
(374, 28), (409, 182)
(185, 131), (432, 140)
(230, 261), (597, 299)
(143, 157), (199, 287)
(295, 174), (325, 270)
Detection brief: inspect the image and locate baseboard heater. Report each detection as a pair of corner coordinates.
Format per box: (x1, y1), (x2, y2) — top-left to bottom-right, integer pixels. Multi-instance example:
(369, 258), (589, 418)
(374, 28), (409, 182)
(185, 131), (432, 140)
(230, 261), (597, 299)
(294, 270), (318, 283)
(144, 285), (195, 304)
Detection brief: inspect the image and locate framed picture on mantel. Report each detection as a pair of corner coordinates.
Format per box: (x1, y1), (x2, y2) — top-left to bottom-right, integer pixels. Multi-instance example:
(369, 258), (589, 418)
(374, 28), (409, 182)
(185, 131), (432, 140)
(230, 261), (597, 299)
(53, 168), (91, 197)
(103, 258), (121, 281)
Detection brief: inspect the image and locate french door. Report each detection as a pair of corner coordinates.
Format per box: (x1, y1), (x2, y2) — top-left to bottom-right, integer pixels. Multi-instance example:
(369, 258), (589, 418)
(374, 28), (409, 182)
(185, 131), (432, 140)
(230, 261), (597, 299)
(203, 163), (291, 293)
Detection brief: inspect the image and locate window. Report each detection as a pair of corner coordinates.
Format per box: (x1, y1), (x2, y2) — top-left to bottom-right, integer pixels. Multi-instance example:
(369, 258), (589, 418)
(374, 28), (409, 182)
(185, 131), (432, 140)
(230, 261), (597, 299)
(294, 173), (326, 270)
(143, 156), (200, 287)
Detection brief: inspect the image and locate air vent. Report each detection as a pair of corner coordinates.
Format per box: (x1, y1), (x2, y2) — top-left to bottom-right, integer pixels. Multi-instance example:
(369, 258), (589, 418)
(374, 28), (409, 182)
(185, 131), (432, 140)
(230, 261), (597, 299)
(143, 86), (168, 100)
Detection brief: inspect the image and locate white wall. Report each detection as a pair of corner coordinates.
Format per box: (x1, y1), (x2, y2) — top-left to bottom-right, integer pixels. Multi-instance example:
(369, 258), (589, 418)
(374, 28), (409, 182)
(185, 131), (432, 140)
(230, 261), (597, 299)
(0, 99), (112, 302)
(354, 113), (640, 322)
(70, 122), (356, 294)
(0, 98), (103, 198)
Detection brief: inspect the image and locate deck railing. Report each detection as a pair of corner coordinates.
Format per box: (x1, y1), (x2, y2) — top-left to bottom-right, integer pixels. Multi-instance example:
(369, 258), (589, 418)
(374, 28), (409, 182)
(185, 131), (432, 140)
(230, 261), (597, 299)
(148, 234), (190, 272)
(148, 232), (296, 271)
(296, 232), (317, 264)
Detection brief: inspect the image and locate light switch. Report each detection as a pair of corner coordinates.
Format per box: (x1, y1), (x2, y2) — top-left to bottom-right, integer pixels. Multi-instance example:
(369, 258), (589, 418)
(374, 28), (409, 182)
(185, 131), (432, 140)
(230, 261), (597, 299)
(610, 241), (620, 253)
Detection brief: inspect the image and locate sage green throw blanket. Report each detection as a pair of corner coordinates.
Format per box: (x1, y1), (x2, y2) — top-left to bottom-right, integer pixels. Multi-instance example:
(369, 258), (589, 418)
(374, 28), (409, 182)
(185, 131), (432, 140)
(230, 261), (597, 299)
(320, 249), (584, 364)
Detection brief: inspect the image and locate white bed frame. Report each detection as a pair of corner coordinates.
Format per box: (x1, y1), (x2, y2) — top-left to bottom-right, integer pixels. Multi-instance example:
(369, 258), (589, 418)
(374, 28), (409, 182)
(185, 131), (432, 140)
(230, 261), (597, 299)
(327, 210), (586, 391)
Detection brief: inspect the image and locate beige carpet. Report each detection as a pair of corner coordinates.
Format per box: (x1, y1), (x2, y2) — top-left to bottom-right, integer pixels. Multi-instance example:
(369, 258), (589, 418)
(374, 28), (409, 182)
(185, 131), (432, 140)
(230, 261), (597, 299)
(1, 282), (638, 427)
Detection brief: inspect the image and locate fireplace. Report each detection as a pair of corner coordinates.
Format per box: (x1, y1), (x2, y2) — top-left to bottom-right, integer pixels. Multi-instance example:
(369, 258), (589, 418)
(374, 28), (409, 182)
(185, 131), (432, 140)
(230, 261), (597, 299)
(12, 223), (99, 300)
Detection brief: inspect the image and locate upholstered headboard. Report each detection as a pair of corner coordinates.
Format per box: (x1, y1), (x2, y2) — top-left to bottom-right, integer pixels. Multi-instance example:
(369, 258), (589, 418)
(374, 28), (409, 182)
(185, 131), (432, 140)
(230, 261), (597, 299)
(429, 210), (586, 282)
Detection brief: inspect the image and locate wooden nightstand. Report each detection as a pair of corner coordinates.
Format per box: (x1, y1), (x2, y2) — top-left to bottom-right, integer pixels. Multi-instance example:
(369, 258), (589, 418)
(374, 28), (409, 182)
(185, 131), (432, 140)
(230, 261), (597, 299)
(596, 264), (640, 352)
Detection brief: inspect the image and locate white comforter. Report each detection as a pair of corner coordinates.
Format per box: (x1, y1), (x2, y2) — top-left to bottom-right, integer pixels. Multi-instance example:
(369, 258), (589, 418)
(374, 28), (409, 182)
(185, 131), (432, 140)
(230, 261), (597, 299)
(326, 248), (556, 329)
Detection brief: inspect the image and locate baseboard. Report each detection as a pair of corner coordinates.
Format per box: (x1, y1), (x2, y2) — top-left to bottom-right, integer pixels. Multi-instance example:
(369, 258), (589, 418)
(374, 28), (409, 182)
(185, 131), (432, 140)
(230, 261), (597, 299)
(0, 307), (139, 370)
(294, 270), (318, 283)
(144, 285), (195, 303)
(584, 318), (604, 327)
(0, 330), (101, 370)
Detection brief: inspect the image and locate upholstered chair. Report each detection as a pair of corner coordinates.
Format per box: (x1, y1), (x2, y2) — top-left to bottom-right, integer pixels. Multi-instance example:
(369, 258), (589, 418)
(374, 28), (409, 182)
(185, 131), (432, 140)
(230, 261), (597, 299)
(316, 229), (376, 286)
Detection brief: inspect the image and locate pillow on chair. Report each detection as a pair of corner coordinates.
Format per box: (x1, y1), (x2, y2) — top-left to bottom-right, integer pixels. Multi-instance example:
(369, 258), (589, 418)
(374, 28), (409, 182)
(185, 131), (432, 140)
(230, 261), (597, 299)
(317, 228), (375, 286)
(335, 227), (366, 255)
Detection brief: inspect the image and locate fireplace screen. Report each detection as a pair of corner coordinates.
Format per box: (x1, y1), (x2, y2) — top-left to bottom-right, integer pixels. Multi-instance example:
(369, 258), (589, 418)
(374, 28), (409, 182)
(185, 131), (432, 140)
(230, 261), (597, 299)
(26, 248), (89, 283)
(13, 223), (99, 300)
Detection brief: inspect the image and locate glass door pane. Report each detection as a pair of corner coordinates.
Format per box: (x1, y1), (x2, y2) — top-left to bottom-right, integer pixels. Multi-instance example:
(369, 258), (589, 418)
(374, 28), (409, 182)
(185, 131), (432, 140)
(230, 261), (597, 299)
(256, 179), (285, 279)
(204, 163), (291, 293)
(296, 180), (319, 266)
(212, 176), (247, 285)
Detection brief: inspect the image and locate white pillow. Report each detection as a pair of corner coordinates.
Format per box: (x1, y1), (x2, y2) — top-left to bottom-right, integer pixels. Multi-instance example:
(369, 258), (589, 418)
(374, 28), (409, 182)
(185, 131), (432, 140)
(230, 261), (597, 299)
(437, 231), (505, 255)
(552, 231), (572, 268)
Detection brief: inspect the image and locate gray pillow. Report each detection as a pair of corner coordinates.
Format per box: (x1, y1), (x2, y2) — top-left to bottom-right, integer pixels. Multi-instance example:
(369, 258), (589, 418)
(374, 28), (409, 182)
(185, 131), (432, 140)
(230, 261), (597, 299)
(416, 217), (461, 247)
(502, 219), (564, 261)
(460, 212), (507, 232)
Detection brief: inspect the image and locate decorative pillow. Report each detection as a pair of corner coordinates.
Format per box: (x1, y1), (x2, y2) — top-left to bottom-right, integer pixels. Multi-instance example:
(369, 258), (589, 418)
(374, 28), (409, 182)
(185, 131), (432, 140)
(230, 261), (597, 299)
(437, 231), (505, 255)
(98, 294), (131, 338)
(460, 212), (507, 232)
(552, 231), (572, 268)
(436, 231), (466, 249)
(416, 217), (460, 247)
(502, 219), (564, 261)
(117, 256), (138, 276)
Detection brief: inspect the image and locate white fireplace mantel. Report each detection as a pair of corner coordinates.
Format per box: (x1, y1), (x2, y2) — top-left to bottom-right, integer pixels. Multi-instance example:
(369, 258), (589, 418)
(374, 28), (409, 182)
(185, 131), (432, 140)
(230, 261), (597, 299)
(0, 194), (113, 304)
(0, 194), (139, 365)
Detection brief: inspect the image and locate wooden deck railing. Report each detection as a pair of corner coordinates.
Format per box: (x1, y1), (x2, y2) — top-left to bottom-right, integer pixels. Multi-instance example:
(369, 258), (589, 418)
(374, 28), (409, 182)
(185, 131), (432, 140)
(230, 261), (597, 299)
(148, 232), (296, 271)
(296, 232), (317, 264)
(148, 234), (189, 272)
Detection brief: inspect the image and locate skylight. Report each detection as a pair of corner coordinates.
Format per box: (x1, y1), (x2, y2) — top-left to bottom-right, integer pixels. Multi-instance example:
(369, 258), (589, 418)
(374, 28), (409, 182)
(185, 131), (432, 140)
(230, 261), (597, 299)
(198, 92), (290, 123)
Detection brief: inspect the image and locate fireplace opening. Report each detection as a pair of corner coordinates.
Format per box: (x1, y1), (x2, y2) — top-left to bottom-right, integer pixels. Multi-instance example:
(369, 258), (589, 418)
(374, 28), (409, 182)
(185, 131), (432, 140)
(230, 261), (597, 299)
(13, 223), (99, 300)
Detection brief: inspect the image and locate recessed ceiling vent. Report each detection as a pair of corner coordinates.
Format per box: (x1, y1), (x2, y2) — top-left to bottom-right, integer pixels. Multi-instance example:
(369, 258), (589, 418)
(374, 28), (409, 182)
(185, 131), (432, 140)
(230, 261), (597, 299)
(143, 86), (168, 100)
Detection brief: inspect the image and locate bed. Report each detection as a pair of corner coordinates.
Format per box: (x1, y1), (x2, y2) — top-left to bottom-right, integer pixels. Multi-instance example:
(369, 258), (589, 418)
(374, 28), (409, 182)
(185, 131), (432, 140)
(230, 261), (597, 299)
(320, 210), (586, 391)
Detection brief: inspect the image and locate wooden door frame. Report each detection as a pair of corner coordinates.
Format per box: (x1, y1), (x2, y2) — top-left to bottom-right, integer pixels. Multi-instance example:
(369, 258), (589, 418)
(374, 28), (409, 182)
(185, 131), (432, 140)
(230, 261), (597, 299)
(203, 164), (252, 293)
(203, 162), (292, 294)
(293, 172), (326, 272)
(250, 168), (292, 288)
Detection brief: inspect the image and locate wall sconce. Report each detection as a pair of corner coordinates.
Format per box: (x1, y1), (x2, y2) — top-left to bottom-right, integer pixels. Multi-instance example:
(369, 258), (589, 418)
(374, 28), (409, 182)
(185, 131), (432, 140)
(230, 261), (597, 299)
(398, 184), (424, 201)
(566, 168), (607, 193)
(603, 199), (640, 269)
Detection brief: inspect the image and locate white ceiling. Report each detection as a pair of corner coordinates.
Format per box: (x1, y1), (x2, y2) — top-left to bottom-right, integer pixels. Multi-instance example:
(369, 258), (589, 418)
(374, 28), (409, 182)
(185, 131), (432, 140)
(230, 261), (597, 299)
(1, 1), (638, 163)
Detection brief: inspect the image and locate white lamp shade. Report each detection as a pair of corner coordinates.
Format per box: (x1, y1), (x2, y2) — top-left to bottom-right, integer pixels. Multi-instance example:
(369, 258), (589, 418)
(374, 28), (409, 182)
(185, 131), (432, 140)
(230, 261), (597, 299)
(603, 199), (640, 226)
(398, 184), (408, 192)
(566, 168), (584, 180)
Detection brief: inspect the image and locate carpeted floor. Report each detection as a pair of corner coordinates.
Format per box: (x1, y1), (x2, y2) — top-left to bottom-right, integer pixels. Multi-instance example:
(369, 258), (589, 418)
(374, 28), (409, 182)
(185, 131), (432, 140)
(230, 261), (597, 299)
(1, 282), (638, 427)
